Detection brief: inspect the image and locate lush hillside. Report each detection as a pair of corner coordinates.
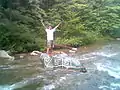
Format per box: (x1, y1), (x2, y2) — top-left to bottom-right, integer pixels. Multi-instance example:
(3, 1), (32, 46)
(0, 0), (120, 52)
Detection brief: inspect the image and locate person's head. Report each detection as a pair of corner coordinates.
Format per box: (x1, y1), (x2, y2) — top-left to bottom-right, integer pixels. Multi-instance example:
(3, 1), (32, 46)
(47, 25), (52, 30)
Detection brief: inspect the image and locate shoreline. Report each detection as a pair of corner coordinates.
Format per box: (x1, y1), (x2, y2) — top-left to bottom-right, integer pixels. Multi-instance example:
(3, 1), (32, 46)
(14, 41), (105, 58)
(12, 38), (112, 57)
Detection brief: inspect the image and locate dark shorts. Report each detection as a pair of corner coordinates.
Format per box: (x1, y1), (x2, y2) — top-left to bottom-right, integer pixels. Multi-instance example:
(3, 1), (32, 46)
(47, 40), (54, 48)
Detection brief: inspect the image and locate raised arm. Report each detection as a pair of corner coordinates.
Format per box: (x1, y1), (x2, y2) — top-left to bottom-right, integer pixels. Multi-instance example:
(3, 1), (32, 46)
(53, 22), (61, 29)
(41, 20), (46, 29)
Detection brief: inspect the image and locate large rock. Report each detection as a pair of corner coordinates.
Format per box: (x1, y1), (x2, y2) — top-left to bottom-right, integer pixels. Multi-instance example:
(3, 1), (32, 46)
(40, 53), (81, 68)
(0, 50), (14, 60)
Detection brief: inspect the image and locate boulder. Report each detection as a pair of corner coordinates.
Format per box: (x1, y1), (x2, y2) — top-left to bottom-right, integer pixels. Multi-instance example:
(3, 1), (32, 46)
(0, 50), (14, 60)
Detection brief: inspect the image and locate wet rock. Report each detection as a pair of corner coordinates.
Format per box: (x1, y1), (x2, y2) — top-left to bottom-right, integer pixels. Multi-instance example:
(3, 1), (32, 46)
(80, 67), (87, 73)
(116, 38), (120, 40)
(0, 50), (14, 60)
(20, 55), (24, 59)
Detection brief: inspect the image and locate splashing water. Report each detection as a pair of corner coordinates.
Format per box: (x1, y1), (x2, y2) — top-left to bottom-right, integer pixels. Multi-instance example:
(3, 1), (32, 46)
(0, 41), (120, 90)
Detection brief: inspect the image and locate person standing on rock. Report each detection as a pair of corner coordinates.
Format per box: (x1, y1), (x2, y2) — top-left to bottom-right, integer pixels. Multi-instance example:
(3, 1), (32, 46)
(41, 20), (61, 55)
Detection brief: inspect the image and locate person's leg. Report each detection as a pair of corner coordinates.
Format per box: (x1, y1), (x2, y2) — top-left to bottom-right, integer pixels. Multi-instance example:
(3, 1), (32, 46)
(52, 40), (54, 48)
(46, 47), (50, 54)
(47, 40), (50, 54)
(47, 40), (53, 55)
(48, 40), (53, 56)
(50, 40), (54, 52)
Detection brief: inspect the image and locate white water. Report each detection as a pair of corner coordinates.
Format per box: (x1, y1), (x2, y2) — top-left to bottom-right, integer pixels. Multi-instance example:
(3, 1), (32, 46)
(94, 44), (120, 90)
(0, 41), (120, 90)
(0, 75), (44, 90)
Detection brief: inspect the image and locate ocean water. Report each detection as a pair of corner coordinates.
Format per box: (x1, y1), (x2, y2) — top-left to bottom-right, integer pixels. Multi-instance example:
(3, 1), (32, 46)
(0, 40), (120, 90)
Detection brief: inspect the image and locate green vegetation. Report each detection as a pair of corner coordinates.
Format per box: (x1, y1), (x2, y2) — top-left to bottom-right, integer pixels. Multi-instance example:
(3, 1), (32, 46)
(0, 0), (120, 52)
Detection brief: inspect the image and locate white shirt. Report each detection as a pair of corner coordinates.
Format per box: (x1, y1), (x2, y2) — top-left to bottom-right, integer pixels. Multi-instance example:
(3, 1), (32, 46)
(45, 28), (56, 40)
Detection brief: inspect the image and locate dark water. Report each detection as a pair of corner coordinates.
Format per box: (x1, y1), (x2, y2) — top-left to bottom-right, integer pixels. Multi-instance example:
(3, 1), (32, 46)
(0, 40), (120, 90)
